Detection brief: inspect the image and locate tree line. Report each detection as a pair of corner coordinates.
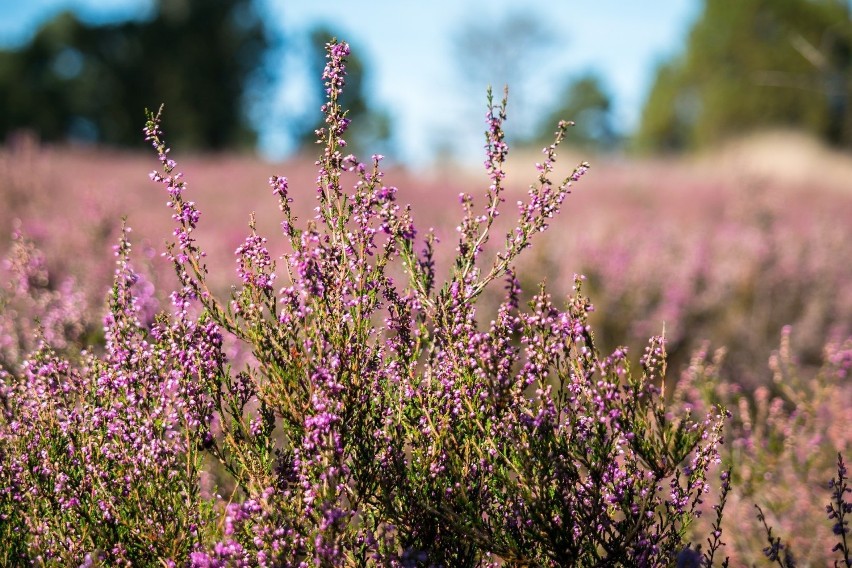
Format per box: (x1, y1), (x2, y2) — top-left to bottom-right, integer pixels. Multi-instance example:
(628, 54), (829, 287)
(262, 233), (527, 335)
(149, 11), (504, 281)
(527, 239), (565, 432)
(1, 0), (849, 154)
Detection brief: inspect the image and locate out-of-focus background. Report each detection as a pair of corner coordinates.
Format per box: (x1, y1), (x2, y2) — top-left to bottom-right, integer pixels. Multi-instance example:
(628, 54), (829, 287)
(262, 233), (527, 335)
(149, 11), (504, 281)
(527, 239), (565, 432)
(3, 0), (849, 161)
(1, 0), (702, 162)
(1, 1), (852, 562)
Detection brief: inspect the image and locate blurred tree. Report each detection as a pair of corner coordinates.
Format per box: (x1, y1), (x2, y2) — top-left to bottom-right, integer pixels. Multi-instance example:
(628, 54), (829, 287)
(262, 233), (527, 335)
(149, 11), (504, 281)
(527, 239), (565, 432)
(636, 0), (852, 152)
(289, 25), (392, 158)
(533, 72), (619, 151)
(0, 0), (271, 150)
(451, 10), (557, 142)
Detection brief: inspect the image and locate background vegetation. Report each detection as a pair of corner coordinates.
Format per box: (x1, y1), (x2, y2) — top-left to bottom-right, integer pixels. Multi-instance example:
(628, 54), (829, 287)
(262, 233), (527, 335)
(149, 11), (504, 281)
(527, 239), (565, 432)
(637, 0), (852, 152)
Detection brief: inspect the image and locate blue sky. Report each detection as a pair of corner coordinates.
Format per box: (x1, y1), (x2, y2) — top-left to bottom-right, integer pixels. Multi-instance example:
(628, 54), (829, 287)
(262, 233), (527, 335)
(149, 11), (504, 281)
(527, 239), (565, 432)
(0, 0), (700, 163)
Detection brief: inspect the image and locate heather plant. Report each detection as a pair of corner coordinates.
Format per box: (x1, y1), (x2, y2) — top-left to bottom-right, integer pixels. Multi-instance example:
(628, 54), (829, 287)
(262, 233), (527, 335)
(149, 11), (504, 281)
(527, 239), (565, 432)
(141, 40), (727, 564)
(0, 218), (163, 374)
(827, 454), (852, 567)
(680, 327), (852, 565)
(523, 173), (852, 387)
(752, 453), (852, 567)
(0, 138), (124, 305)
(0, 227), (92, 371)
(0, 226), (214, 564)
(1, 39), (736, 565)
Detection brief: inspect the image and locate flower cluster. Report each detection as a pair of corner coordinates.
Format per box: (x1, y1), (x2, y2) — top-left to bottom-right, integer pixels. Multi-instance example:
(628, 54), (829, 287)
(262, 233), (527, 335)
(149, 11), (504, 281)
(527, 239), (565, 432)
(0, 226), (213, 564)
(0, 227), (91, 371)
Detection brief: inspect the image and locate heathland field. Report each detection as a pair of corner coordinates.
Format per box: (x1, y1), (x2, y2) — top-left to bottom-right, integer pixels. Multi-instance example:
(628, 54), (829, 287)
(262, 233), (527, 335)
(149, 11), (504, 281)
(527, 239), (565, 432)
(2, 104), (851, 564)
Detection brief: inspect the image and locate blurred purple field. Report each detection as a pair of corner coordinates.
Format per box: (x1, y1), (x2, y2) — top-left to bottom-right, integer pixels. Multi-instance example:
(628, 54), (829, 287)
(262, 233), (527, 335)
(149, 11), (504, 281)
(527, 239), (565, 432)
(4, 129), (850, 372)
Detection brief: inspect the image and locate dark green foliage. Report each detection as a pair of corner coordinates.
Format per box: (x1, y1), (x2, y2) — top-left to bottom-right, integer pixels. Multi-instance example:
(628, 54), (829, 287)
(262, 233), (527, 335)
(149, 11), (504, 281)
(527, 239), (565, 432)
(637, 0), (852, 152)
(0, 0), (270, 149)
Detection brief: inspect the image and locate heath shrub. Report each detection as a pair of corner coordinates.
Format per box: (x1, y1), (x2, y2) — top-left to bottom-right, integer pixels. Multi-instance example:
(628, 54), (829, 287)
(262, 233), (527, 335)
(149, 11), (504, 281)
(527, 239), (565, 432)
(680, 327), (852, 566)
